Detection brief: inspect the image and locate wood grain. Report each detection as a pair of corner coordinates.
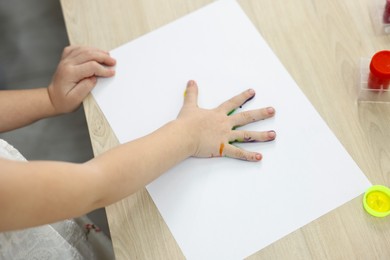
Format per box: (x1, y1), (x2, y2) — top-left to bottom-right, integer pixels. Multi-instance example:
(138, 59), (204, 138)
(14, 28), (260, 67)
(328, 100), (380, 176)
(60, 0), (390, 258)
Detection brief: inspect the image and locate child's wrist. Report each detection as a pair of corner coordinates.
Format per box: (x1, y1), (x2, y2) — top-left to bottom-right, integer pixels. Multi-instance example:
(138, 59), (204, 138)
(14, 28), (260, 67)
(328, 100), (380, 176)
(45, 86), (62, 116)
(172, 119), (199, 158)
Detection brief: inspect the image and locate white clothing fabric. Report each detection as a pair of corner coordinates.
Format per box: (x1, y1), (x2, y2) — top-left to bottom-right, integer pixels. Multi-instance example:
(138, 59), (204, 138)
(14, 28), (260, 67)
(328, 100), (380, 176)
(0, 139), (96, 260)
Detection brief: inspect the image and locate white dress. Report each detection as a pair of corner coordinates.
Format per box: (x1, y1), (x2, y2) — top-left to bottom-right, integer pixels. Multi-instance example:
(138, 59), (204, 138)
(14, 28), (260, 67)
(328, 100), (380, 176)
(0, 139), (96, 260)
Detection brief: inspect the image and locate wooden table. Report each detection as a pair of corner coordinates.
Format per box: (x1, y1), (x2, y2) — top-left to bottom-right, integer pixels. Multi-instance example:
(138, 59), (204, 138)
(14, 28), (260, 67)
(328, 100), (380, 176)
(60, 0), (390, 258)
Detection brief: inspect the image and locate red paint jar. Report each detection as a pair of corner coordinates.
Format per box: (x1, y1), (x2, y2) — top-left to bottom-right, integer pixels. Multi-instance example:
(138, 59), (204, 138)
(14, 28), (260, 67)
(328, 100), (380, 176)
(384, 0), (390, 24)
(368, 50), (390, 90)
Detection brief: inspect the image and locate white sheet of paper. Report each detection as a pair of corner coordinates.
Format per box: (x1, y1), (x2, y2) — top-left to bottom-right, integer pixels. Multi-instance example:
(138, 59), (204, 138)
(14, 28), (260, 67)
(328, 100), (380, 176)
(92, 1), (371, 259)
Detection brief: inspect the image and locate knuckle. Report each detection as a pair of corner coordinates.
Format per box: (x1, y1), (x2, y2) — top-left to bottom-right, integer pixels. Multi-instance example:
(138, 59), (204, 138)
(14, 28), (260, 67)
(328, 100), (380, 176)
(227, 98), (237, 106)
(85, 49), (95, 57)
(240, 111), (254, 122)
(225, 98), (237, 109)
(63, 46), (76, 57)
(63, 64), (74, 74)
(84, 48), (101, 61)
(90, 61), (100, 69)
(235, 149), (248, 160)
(58, 64), (73, 75)
(63, 46), (72, 54)
(243, 132), (253, 142)
(82, 61), (100, 74)
(91, 62), (105, 73)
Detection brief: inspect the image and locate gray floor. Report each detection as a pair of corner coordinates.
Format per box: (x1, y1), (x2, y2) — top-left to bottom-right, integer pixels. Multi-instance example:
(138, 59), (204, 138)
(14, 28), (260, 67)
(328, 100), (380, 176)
(0, 0), (113, 254)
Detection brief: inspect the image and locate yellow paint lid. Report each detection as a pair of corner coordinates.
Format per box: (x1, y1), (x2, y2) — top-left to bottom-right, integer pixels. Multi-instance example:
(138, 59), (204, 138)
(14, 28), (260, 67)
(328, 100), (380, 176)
(363, 185), (390, 217)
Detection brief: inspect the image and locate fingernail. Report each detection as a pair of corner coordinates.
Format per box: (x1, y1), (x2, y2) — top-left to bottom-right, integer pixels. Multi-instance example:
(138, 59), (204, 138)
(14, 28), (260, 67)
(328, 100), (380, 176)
(248, 88), (255, 95)
(188, 80), (195, 87)
(255, 153), (262, 161)
(266, 107), (275, 114)
(268, 130), (276, 139)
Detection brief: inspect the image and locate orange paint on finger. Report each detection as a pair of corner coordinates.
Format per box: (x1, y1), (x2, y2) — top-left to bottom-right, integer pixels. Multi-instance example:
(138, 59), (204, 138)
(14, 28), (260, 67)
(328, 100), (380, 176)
(219, 143), (225, 157)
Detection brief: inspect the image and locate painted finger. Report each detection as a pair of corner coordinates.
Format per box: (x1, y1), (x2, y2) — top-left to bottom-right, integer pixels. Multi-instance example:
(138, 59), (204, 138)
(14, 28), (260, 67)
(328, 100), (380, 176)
(217, 88), (255, 114)
(229, 130), (276, 143)
(222, 144), (262, 162)
(230, 107), (275, 127)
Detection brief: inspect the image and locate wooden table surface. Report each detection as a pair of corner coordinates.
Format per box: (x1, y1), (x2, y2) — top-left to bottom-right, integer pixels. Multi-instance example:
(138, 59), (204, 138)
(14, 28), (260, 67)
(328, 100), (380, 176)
(60, 0), (390, 259)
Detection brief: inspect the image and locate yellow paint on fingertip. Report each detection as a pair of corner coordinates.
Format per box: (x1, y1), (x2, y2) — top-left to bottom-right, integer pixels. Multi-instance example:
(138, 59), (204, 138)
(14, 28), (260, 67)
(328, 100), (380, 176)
(363, 185), (390, 217)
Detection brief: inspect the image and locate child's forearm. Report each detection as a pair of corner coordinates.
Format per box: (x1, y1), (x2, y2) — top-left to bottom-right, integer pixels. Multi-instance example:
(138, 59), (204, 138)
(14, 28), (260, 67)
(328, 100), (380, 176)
(0, 119), (193, 231)
(0, 88), (56, 132)
(87, 119), (194, 208)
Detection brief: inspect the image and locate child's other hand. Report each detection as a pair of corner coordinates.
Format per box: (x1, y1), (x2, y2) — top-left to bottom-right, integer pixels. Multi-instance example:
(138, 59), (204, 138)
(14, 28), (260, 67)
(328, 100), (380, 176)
(177, 80), (276, 162)
(48, 46), (116, 114)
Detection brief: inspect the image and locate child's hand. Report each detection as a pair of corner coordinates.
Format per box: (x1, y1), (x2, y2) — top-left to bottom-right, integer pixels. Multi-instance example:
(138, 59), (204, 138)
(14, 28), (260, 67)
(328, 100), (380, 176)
(48, 46), (116, 114)
(178, 80), (276, 162)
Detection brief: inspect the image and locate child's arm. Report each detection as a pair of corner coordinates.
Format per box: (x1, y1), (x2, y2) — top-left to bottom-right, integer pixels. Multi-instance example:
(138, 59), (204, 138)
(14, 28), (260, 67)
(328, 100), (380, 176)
(0, 46), (116, 132)
(0, 81), (276, 232)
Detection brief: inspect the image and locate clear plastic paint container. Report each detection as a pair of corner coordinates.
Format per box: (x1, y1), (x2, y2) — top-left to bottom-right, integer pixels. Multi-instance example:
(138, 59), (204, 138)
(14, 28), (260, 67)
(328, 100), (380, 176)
(358, 51), (390, 102)
(369, 0), (390, 34)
